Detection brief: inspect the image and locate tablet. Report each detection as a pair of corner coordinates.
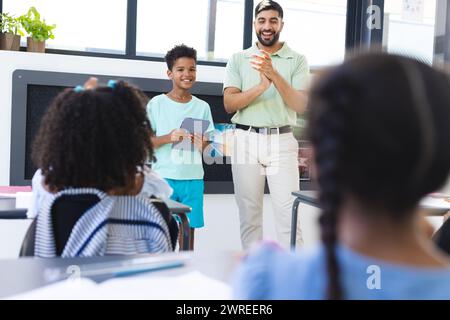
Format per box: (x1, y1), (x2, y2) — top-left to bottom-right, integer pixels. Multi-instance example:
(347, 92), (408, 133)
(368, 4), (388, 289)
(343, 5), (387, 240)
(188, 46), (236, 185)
(172, 117), (210, 150)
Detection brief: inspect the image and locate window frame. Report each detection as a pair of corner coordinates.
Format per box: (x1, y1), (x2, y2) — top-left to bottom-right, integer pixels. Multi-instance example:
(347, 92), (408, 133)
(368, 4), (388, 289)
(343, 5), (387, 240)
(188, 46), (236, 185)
(0, 0), (400, 67)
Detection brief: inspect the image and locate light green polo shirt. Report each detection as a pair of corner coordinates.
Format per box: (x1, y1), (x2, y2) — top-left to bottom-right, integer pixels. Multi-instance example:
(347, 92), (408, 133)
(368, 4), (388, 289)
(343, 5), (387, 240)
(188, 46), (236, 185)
(223, 42), (310, 127)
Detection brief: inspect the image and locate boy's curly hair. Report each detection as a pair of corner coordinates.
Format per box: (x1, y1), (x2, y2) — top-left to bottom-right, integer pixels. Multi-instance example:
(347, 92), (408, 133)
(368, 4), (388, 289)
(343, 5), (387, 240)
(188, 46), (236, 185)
(165, 44), (197, 71)
(32, 81), (154, 193)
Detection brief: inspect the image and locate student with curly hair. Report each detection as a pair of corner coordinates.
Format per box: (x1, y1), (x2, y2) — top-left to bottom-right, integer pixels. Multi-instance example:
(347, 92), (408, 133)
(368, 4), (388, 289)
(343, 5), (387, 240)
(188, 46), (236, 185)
(32, 79), (177, 257)
(233, 53), (450, 299)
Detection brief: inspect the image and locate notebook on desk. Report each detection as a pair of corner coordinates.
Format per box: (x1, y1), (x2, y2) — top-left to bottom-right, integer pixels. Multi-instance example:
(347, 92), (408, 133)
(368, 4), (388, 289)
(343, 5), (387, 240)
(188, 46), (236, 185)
(44, 255), (192, 282)
(8, 254), (232, 300)
(8, 271), (232, 300)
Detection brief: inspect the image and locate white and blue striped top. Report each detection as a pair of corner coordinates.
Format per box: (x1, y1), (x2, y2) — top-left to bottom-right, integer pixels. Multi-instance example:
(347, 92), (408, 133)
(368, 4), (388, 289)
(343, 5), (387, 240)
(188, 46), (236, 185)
(34, 188), (172, 258)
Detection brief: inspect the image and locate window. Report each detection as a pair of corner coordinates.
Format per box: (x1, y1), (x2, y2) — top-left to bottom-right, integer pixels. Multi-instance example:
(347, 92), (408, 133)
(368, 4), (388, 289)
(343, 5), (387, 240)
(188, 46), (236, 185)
(213, 0), (245, 60)
(3, 0), (127, 53)
(0, 0), (353, 65)
(383, 0), (436, 64)
(136, 0), (208, 59)
(136, 0), (244, 62)
(253, 0), (348, 67)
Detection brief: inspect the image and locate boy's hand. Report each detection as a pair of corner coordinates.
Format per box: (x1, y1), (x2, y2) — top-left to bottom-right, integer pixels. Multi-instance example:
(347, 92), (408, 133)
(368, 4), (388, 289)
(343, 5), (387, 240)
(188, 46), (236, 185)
(169, 129), (190, 143)
(191, 133), (206, 152)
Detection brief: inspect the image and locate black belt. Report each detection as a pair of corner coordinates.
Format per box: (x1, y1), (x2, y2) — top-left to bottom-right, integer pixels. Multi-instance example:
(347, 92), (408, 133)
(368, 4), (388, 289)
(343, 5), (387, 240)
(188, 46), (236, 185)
(235, 124), (292, 134)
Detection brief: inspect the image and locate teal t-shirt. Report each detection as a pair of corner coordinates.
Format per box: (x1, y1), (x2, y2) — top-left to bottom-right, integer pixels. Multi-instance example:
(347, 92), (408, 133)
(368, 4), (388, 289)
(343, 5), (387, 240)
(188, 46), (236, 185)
(147, 94), (214, 180)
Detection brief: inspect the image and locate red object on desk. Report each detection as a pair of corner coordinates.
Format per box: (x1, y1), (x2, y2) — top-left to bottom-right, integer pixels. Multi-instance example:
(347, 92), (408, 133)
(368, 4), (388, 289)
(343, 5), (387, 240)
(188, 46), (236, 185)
(0, 186), (32, 194)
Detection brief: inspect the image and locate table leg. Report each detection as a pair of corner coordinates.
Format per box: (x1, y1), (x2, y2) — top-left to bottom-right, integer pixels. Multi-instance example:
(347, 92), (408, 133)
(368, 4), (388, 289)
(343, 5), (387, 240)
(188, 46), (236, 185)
(290, 197), (301, 250)
(174, 213), (191, 251)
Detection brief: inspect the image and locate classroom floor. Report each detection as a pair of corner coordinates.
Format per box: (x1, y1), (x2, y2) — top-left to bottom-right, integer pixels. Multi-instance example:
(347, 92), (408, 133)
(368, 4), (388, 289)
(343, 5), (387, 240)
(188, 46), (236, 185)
(195, 194), (321, 252)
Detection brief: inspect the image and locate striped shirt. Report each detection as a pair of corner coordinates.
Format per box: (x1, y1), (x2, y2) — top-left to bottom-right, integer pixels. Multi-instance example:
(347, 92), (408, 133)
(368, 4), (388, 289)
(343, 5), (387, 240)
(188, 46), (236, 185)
(34, 188), (172, 258)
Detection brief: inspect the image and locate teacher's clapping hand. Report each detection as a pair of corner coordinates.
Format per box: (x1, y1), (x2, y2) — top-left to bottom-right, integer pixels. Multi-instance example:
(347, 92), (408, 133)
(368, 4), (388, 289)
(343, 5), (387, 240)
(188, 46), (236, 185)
(250, 50), (279, 80)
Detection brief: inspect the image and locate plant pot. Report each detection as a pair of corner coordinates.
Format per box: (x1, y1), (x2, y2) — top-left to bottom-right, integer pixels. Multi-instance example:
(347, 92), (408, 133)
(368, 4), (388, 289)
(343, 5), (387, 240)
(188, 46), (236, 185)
(0, 33), (21, 51)
(26, 37), (45, 53)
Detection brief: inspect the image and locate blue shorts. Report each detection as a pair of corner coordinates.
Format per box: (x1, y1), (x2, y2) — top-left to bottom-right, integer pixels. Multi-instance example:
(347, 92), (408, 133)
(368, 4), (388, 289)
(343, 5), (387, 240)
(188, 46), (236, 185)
(165, 179), (204, 228)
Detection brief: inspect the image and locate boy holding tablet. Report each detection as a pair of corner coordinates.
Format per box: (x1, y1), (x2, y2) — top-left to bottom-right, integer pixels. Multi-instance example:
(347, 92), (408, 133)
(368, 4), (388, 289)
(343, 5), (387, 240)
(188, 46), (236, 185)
(147, 44), (215, 246)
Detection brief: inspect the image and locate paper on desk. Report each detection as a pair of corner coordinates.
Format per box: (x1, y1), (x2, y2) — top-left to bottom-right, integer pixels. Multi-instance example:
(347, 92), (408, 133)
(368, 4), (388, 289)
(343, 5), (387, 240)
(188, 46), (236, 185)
(7, 271), (232, 300)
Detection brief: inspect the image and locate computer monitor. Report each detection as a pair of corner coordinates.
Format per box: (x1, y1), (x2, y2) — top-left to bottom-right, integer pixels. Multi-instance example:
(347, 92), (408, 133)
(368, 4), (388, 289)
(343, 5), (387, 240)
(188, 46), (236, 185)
(10, 69), (314, 193)
(10, 69), (234, 193)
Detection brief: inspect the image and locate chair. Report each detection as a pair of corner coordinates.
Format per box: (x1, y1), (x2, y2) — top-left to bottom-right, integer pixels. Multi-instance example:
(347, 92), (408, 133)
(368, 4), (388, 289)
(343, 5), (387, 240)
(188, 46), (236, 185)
(20, 193), (100, 257)
(19, 219), (36, 257)
(19, 193), (178, 257)
(148, 197), (179, 250)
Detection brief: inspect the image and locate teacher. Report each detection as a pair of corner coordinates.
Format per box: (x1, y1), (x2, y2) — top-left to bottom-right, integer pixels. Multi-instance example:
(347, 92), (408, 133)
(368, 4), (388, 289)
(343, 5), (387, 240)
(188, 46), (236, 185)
(223, 0), (310, 249)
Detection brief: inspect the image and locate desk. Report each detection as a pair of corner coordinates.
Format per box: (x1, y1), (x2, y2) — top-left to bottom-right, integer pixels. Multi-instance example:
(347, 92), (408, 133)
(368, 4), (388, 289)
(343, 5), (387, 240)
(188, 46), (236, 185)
(290, 191), (450, 249)
(0, 251), (237, 299)
(0, 197), (26, 219)
(0, 197), (193, 251)
(290, 191), (318, 249)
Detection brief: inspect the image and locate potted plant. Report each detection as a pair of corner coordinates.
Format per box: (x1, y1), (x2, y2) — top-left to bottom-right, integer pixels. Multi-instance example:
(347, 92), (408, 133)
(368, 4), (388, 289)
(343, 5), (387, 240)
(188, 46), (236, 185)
(19, 7), (55, 53)
(0, 13), (24, 51)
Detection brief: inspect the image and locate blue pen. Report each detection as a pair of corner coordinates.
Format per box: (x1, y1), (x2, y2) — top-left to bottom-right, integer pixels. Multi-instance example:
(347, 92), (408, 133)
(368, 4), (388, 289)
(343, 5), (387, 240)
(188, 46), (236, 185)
(77, 260), (186, 278)
(53, 258), (188, 281)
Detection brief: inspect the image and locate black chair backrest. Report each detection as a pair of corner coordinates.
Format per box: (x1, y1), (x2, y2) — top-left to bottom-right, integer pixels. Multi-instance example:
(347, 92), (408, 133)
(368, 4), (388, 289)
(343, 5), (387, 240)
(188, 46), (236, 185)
(19, 194), (178, 257)
(51, 194), (100, 255)
(19, 194), (100, 257)
(19, 219), (37, 257)
(149, 197), (179, 251)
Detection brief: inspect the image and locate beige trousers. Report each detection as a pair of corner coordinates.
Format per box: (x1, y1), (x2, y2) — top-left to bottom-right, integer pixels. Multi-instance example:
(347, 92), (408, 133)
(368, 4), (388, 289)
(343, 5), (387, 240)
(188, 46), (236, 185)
(231, 129), (303, 250)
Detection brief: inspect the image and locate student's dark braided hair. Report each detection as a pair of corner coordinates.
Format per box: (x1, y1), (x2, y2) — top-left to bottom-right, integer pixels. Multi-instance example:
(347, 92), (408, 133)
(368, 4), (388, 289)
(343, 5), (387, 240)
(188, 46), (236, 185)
(307, 53), (450, 299)
(32, 80), (154, 193)
(311, 80), (350, 300)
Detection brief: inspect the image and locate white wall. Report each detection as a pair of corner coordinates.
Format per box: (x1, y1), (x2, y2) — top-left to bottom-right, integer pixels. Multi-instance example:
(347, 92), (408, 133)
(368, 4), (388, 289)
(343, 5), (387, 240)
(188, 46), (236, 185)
(1, 51), (448, 259)
(0, 50), (225, 185)
(1, 51), (304, 259)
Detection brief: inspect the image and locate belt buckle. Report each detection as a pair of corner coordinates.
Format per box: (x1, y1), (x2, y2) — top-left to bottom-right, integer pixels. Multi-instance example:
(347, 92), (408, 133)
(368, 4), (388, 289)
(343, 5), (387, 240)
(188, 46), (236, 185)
(260, 127), (268, 134)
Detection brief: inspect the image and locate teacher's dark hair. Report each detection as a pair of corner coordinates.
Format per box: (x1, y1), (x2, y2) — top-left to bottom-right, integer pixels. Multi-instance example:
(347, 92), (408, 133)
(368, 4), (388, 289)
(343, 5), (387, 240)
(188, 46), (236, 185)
(255, 0), (283, 18)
